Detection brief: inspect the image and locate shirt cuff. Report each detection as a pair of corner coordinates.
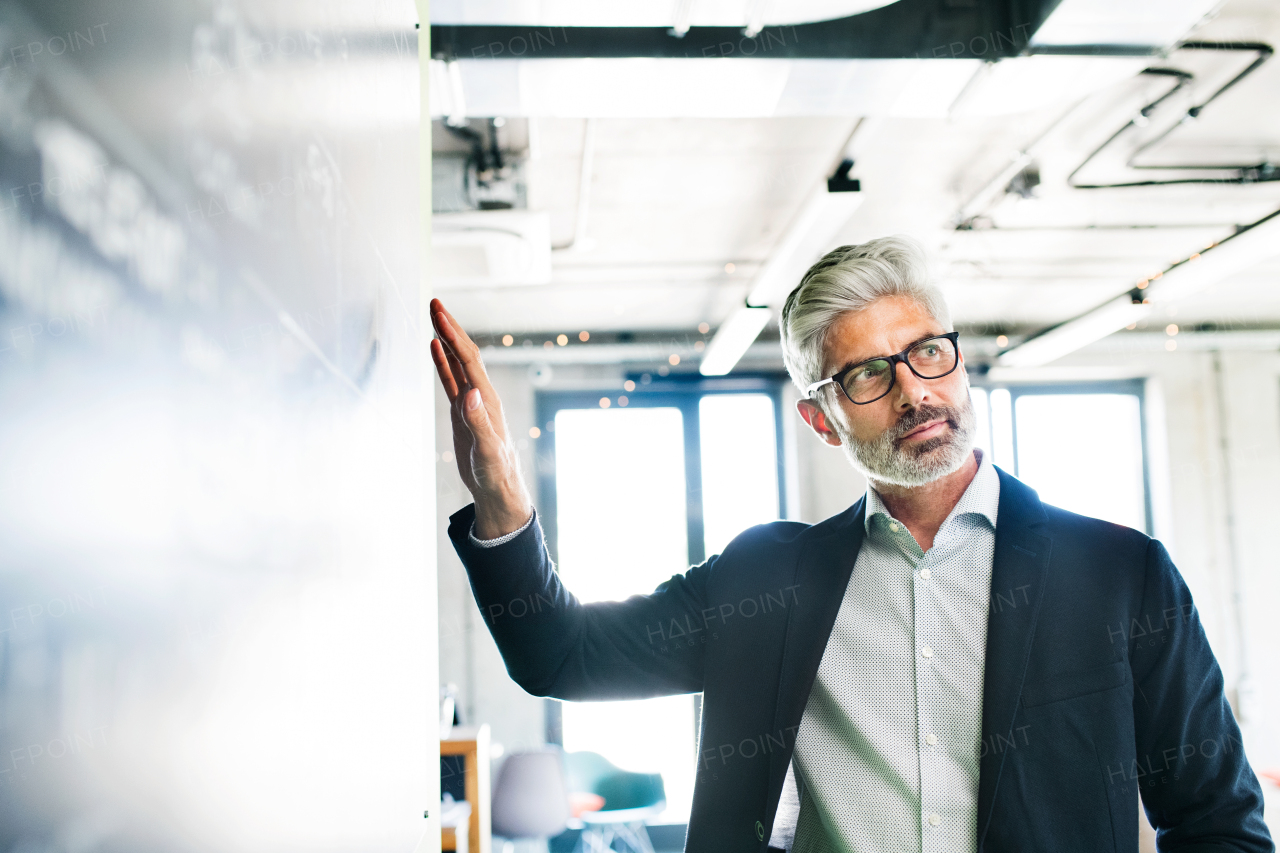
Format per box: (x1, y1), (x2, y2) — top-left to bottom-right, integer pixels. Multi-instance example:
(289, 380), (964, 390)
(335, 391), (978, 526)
(468, 509), (535, 548)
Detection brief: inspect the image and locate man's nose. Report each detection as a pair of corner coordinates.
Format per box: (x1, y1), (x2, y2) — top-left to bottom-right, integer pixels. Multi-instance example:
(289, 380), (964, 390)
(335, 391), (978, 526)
(891, 361), (929, 409)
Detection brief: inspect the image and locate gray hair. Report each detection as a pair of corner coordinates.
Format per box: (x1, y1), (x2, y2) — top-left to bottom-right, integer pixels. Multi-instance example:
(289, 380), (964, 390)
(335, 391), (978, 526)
(780, 235), (952, 400)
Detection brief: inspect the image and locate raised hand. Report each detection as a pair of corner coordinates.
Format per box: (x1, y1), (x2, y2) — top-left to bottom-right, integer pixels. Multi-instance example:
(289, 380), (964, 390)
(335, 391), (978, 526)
(429, 298), (533, 539)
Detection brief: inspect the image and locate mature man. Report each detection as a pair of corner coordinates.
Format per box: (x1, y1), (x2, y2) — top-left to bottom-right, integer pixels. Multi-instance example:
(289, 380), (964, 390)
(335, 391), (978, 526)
(430, 236), (1272, 853)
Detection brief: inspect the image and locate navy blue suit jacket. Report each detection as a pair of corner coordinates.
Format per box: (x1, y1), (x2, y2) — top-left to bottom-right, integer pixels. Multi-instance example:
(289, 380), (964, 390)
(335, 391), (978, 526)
(447, 468), (1272, 852)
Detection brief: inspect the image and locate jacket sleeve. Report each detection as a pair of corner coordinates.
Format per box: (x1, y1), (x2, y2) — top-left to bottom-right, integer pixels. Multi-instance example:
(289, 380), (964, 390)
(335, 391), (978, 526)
(1131, 538), (1273, 852)
(446, 503), (711, 701)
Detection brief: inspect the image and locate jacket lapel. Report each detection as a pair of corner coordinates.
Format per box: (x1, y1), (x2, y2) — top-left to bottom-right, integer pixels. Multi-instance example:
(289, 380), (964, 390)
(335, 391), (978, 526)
(765, 496), (867, 828)
(976, 468), (1052, 848)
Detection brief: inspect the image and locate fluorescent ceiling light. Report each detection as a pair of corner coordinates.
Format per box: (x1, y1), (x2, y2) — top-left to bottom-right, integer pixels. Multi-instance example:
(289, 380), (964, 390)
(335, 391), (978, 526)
(1145, 213), (1280, 303)
(442, 59), (979, 119)
(699, 307), (772, 376)
(442, 56), (1135, 120)
(700, 184), (861, 376)
(996, 296), (1151, 368)
(747, 188), (863, 305)
(517, 58), (791, 118)
(1030, 0), (1221, 48)
(998, 210), (1280, 368)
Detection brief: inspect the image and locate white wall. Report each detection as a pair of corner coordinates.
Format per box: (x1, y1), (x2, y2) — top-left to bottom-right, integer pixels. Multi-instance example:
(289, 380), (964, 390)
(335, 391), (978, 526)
(1054, 347), (1280, 774)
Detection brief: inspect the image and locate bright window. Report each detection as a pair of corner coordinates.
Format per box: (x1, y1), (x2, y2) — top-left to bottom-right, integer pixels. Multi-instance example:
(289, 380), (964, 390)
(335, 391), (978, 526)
(698, 394), (779, 557)
(544, 385), (786, 824)
(1014, 393), (1147, 531)
(554, 406), (697, 822)
(555, 407), (690, 603)
(970, 384), (1149, 532)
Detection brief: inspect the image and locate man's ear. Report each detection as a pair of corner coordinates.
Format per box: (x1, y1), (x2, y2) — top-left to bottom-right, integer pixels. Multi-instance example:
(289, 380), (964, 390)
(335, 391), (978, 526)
(795, 398), (843, 447)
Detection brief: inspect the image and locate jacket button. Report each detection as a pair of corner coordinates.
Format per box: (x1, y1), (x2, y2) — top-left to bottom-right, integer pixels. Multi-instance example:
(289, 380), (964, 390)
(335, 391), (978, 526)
(755, 821), (764, 840)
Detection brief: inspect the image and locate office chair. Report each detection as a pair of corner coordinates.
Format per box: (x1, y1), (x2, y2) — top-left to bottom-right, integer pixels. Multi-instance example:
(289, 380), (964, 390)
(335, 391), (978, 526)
(565, 751), (666, 853)
(491, 749), (573, 853)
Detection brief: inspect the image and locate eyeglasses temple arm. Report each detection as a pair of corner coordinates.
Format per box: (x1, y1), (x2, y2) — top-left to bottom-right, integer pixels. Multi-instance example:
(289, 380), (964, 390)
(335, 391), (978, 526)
(805, 378), (835, 399)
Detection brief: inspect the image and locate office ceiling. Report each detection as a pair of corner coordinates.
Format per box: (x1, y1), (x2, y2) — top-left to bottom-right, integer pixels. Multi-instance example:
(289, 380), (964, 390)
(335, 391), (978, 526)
(431, 0), (1280, 348)
(7, 0), (1279, 364)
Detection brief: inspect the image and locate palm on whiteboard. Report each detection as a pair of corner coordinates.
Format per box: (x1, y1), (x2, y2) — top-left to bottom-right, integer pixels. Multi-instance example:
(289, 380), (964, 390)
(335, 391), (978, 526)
(429, 297), (533, 539)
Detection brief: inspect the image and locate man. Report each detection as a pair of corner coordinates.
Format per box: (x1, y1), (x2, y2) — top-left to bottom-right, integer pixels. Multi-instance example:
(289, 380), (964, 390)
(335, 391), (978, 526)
(430, 236), (1272, 853)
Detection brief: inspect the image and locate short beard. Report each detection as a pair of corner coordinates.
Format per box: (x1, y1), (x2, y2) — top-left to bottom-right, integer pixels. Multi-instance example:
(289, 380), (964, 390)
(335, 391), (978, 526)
(830, 394), (977, 488)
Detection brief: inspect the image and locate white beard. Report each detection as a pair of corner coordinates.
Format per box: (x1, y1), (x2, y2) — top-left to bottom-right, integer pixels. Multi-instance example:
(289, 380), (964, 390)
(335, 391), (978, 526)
(832, 393), (977, 488)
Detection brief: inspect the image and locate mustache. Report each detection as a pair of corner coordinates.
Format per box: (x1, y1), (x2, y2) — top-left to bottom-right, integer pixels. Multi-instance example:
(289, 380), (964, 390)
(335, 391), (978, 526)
(891, 404), (959, 445)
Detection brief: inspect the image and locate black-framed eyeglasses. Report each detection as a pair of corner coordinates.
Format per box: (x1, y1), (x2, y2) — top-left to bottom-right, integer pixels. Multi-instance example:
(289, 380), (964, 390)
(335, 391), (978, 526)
(805, 332), (961, 405)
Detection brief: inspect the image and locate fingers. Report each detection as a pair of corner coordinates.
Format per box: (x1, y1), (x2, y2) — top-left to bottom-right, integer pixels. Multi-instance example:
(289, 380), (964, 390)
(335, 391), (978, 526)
(429, 299), (528, 510)
(460, 387), (508, 480)
(438, 331), (504, 447)
(429, 301), (476, 405)
(446, 349), (474, 410)
(430, 338), (460, 403)
(430, 299), (491, 393)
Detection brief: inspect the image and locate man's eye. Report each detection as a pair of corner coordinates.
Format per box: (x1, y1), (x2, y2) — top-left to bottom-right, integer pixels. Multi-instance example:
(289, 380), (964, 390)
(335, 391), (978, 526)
(855, 363), (888, 381)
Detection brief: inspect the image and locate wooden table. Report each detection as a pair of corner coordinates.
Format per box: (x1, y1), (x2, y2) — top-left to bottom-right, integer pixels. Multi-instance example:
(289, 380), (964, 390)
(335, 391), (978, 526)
(441, 822), (469, 852)
(441, 725), (490, 853)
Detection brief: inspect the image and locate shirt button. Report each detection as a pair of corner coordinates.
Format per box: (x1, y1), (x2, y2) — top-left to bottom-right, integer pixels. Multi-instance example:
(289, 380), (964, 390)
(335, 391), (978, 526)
(919, 568), (932, 580)
(889, 522), (900, 532)
(928, 814), (941, 827)
(921, 646), (934, 658)
(925, 734), (938, 745)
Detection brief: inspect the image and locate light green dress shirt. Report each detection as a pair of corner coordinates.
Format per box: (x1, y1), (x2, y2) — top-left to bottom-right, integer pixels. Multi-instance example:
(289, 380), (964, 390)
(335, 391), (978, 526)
(789, 450), (1000, 853)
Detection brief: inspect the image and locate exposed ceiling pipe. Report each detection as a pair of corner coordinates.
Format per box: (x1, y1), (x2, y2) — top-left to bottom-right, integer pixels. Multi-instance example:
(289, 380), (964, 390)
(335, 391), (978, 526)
(954, 41), (1275, 229)
(431, 0), (1061, 62)
(552, 118), (596, 253)
(444, 60), (468, 127)
(1069, 43), (1275, 189)
(952, 94), (1092, 228)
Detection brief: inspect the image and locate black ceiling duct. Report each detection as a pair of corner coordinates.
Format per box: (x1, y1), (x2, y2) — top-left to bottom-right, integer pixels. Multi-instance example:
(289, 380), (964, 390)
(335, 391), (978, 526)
(431, 0), (1068, 62)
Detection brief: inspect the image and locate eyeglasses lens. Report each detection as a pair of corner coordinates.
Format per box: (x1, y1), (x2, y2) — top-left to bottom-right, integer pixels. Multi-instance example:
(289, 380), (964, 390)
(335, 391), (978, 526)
(839, 337), (957, 403)
(908, 337), (957, 378)
(843, 360), (893, 403)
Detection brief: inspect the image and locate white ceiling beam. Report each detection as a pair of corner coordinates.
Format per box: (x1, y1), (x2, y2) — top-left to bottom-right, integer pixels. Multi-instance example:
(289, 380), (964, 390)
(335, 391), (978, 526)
(1030, 0), (1222, 48)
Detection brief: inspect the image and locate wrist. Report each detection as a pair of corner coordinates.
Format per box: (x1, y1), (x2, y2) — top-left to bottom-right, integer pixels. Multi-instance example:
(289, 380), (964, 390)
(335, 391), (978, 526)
(473, 490), (533, 540)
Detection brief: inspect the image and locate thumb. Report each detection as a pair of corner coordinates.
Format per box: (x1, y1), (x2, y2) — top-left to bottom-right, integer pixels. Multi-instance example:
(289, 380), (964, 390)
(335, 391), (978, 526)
(462, 388), (495, 437)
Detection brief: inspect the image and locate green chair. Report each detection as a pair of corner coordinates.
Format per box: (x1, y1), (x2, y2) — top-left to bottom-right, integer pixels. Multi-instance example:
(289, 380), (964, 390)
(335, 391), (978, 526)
(564, 751), (666, 853)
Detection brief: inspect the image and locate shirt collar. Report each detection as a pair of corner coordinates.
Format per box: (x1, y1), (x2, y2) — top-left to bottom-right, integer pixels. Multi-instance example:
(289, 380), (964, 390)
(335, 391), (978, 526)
(864, 448), (1000, 535)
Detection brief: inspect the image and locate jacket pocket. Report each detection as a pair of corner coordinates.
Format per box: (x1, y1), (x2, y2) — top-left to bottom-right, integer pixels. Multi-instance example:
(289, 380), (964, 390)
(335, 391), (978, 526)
(1022, 660), (1128, 708)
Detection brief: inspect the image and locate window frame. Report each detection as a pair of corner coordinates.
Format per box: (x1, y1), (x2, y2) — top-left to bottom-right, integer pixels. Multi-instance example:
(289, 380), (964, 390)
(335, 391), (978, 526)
(971, 378), (1154, 535)
(533, 373), (791, 752)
